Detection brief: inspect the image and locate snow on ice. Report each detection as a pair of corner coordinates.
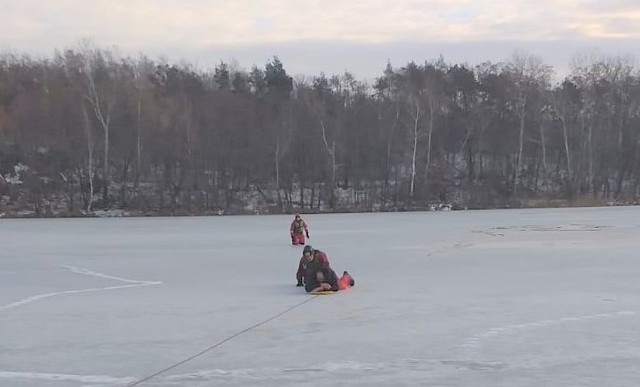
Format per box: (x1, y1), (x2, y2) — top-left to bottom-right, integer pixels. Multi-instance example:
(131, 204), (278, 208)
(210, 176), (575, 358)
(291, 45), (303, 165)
(1, 206), (640, 386)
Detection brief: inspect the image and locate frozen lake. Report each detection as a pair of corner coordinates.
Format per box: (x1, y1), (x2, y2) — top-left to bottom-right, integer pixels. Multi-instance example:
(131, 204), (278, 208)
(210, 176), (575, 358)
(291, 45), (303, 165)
(1, 206), (640, 386)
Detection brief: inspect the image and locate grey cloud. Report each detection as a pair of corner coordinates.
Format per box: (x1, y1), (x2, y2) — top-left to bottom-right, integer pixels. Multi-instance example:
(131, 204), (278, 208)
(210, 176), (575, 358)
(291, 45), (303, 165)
(136, 38), (640, 82)
(599, 17), (640, 36)
(584, 0), (640, 13)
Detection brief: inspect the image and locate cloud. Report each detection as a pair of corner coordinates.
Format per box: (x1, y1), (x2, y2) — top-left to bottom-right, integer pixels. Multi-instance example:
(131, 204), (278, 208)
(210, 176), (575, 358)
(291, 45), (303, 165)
(2, 0), (639, 49)
(1, 0), (638, 80)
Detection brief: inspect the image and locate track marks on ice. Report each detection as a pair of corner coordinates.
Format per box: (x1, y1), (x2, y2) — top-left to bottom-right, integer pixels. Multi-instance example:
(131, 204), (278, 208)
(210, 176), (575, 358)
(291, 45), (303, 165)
(0, 371), (137, 385)
(155, 358), (506, 385)
(459, 310), (639, 352)
(0, 265), (162, 312)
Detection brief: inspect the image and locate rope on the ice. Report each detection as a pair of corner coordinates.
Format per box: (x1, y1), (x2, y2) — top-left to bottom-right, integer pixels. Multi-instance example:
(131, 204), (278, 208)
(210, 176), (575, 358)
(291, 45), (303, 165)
(126, 295), (319, 386)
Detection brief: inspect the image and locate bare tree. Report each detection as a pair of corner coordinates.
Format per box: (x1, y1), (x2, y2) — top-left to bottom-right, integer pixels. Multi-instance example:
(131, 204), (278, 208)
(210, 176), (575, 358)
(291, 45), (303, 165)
(77, 40), (122, 205)
(82, 105), (95, 212)
(505, 53), (553, 194)
(304, 74), (340, 208)
(264, 57), (294, 210)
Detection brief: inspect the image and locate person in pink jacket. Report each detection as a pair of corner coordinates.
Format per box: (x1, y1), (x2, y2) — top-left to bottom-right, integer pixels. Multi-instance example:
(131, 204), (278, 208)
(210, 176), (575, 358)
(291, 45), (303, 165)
(289, 213), (309, 245)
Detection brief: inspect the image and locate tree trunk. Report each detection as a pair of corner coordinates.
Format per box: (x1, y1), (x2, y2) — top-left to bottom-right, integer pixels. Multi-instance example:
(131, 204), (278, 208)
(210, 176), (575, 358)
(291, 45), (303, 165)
(275, 141), (282, 210)
(560, 115), (572, 179)
(136, 88), (142, 188)
(319, 118), (336, 209)
(515, 93), (527, 196)
(85, 71), (112, 206)
(425, 96), (434, 200)
(82, 106), (95, 213)
(409, 98), (420, 199)
(539, 121), (547, 173)
(588, 122), (594, 194)
(386, 103), (400, 184)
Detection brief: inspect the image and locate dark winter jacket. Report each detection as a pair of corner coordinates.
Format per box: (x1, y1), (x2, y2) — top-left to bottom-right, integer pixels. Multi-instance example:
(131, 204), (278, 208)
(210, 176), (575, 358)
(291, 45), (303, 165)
(304, 267), (339, 293)
(296, 249), (330, 285)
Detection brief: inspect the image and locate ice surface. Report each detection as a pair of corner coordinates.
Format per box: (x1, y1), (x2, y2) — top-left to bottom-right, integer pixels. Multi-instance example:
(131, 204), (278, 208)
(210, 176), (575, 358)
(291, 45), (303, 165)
(1, 207), (640, 386)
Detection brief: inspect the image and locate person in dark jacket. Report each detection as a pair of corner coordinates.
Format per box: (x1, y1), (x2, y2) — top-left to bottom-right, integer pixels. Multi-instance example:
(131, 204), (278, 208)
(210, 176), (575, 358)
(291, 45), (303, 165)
(296, 245), (330, 287)
(306, 267), (340, 293)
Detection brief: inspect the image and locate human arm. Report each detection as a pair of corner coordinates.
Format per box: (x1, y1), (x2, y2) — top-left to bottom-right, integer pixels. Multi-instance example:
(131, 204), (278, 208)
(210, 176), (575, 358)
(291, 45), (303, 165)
(310, 282), (336, 292)
(305, 283), (318, 293)
(311, 284), (326, 292)
(309, 269), (339, 292)
(326, 269), (339, 291)
(304, 274), (318, 293)
(296, 257), (305, 286)
(303, 221), (309, 238)
(316, 250), (330, 267)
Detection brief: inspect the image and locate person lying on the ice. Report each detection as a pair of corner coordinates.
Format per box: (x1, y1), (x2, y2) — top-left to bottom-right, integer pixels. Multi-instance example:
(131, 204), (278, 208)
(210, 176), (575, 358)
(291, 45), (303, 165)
(338, 270), (355, 290)
(296, 245), (330, 287)
(307, 267), (339, 293)
(307, 269), (355, 293)
(289, 213), (309, 245)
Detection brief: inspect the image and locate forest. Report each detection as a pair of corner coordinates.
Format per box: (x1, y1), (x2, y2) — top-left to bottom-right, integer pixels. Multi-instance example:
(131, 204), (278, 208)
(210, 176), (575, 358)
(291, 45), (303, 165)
(1, 45), (639, 216)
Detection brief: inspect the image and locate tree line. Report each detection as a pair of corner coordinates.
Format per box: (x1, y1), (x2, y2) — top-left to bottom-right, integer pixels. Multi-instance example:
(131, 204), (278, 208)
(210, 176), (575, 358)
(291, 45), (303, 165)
(1, 45), (639, 216)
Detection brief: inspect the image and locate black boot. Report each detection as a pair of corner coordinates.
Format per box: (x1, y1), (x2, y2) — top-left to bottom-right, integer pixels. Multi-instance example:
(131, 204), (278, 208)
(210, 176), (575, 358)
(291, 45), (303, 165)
(343, 271), (355, 286)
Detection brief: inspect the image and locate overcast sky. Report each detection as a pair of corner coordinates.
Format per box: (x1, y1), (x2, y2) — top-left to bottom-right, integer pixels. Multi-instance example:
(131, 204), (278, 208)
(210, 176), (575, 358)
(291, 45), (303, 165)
(1, 0), (639, 80)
